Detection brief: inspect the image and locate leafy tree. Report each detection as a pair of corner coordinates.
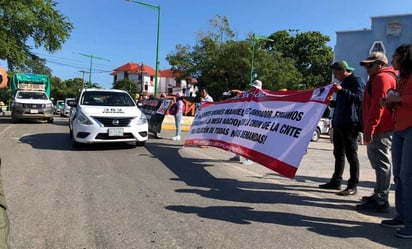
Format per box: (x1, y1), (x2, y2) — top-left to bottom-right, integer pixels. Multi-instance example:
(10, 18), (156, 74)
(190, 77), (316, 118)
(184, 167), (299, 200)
(267, 30), (334, 88)
(49, 76), (103, 103)
(0, 0), (73, 71)
(198, 15), (235, 43)
(167, 15), (248, 100)
(112, 78), (139, 98)
(50, 77), (83, 102)
(166, 16), (333, 100)
(15, 56), (52, 76)
(166, 44), (195, 79)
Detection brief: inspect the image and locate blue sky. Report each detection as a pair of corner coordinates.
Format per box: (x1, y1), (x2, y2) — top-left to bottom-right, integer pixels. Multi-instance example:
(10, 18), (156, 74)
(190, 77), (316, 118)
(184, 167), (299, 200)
(26, 0), (412, 89)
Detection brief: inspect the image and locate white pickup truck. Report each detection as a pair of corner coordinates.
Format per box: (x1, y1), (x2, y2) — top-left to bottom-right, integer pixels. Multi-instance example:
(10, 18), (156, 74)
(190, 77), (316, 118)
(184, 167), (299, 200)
(11, 90), (54, 123)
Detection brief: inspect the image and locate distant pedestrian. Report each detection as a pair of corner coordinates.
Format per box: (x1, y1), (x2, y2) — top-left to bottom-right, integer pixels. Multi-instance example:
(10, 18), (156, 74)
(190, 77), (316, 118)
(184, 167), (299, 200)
(319, 61), (365, 196)
(356, 52), (397, 212)
(172, 92), (185, 141)
(198, 88), (214, 148)
(200, 87), (214, 103)
(152, 93), (167, 139)
(380, 44), (412, 239)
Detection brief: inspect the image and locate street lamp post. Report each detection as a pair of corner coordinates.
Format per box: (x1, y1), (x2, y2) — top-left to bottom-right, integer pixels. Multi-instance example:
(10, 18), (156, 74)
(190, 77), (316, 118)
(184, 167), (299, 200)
(74, 52), (110, 86)
(125, 0), (161, 97)
(250, 34), (273, 83)
(250, 34), (256, 84)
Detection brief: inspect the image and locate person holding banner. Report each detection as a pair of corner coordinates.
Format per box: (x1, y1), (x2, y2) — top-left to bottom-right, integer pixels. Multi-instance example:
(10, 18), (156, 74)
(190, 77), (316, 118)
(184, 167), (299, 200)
(172, 92), (185, 141)
(152, 93), (167, 139)
(319, 61), (365, 196)
(228, 79), (263, 164)
(198, 88), (214, 148)
(356, 52), (397, 212)
(379, 44), (412, 239)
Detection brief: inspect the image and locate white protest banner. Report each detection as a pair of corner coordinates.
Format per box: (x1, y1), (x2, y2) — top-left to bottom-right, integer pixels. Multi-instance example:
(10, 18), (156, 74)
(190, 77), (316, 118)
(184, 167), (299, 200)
(184, 83), (337, 178)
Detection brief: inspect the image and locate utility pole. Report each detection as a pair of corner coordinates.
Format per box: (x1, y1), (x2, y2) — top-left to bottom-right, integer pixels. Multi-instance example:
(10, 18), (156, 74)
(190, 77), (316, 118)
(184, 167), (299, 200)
(79, 70), (88, 89)
(73, 52), (110, 84)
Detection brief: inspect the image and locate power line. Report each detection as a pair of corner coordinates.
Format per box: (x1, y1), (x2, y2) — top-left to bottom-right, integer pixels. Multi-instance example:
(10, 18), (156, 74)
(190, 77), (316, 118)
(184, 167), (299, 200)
(73, 52), (110, 83)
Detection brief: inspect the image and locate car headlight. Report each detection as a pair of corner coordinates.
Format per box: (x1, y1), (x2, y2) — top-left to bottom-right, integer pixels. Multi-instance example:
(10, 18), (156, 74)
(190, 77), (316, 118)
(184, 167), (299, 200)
(46, 103), (53, 108)
(13, 102), (23, 108)
(135, 112), (148, 125)
(76, 111), (93, 125)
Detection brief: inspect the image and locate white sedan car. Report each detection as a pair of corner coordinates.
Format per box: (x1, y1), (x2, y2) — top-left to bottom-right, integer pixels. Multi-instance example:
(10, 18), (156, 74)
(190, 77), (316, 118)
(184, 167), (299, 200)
(311, 118), (331, 142)
(68, 88), (148, 148)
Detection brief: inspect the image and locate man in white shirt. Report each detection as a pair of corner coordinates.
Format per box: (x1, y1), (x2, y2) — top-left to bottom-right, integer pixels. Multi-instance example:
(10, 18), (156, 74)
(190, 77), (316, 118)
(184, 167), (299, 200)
(201, 88), (214, 103)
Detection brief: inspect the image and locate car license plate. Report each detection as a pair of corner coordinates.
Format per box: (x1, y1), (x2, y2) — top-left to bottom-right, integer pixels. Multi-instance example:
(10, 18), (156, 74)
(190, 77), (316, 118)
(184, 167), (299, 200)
(30, 109), (38, 114)
(108, 128), (124, 136)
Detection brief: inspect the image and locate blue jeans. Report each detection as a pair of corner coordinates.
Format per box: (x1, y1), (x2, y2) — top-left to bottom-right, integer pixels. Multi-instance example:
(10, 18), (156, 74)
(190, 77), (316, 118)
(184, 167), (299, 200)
(392, 127), (412, 229)
(174, 113), (183, 137)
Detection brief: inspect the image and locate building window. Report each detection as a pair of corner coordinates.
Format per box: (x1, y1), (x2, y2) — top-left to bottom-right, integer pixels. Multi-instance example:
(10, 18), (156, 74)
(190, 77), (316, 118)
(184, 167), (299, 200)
(369, 41), (386, 55)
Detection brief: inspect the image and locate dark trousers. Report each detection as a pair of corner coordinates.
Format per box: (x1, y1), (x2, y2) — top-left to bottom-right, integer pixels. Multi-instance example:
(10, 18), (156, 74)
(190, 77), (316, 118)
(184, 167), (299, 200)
(331, 127), (360, 187)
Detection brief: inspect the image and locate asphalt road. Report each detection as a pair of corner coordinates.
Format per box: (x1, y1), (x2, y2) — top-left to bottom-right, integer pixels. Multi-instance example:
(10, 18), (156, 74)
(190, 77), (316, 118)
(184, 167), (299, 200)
(0, 116), (410, 249)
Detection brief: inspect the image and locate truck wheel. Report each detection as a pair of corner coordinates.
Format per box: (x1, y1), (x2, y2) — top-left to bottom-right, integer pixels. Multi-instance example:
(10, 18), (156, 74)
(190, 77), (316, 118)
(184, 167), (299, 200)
(47, 118), (54, 123)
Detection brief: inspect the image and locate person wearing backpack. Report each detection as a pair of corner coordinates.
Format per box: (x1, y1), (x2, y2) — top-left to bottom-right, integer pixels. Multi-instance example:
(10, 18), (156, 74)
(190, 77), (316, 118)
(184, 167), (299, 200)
(172, 92), (185, 141)
(319, 61), (365, 196)
(356, 52), (398, 212)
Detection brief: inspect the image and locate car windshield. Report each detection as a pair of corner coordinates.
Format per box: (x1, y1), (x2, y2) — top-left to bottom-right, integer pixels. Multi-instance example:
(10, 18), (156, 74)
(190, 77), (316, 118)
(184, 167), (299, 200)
(80, 91), (136, 107)
(16, 91), (48, 100)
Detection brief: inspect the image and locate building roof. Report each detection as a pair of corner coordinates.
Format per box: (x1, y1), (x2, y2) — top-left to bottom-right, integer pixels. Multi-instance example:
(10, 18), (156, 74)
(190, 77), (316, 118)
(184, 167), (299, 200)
(159, 69), (175, 77)
(113, 62), (156, 76)
(111, 63), (197, 83)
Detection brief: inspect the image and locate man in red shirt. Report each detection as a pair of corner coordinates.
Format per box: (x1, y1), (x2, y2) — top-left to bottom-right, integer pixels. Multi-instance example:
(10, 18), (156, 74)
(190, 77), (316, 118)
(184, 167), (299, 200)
(356, 52), (397, 212)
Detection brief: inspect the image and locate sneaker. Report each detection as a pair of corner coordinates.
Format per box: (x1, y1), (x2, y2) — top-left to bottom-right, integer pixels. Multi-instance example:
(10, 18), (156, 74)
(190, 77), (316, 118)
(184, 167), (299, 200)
(319, 181), (341, 190)
(241, 159), (253, 165)
(361, 194), (375, 201)
(356, 199), (389, 212)
(395, 227), (412, 239)
(154, 133), (162, 139)
(229, 155), (241, 161)
(336, 186), (357, 196)
(172, 136), (181, 141)
(381, 218), (404, 228)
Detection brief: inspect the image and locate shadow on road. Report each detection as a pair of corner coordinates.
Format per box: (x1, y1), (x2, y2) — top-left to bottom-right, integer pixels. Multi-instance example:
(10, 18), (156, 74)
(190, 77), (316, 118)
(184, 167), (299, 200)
(19, 132), (138, 151)
(145, 142), (409, 249)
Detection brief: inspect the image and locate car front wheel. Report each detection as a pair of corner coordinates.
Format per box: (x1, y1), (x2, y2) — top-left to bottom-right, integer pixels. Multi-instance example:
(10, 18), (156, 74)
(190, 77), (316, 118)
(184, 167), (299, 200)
(136, 141), (146, 147)
(311, 129), (320, 142)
